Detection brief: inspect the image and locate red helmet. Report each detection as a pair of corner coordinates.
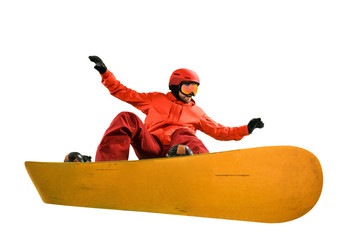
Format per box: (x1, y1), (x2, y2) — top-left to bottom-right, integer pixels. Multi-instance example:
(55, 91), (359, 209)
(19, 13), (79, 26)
(169, 68), (200, 86)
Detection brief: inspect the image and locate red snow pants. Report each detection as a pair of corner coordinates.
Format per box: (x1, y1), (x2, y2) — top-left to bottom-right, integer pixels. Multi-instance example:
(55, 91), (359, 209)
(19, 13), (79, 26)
(95, 112), (209, 162)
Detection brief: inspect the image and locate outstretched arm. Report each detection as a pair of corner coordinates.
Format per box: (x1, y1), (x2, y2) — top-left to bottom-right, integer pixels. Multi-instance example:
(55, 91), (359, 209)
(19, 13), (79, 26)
(88, 56), (153, 114)
(198, 114), (264, 141)
(198, 114), (249, 141)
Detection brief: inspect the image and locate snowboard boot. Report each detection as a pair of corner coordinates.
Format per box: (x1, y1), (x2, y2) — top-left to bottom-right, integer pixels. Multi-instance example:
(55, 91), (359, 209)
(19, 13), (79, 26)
(166, 144), (193, 157)
(64, 152), (92, 162)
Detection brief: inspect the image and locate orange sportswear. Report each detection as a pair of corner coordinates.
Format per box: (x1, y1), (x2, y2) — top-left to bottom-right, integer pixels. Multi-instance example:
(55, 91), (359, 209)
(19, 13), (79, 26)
(101, 70), (249, 146)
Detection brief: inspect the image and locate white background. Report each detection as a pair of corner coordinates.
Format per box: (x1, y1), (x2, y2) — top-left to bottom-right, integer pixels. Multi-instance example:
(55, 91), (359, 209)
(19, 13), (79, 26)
(1, 0), (359, 239)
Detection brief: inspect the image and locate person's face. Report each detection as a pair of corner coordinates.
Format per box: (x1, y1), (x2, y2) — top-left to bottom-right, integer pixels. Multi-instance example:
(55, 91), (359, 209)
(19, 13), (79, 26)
(178, 82), (198, 103)
(178, 91), (192, 103)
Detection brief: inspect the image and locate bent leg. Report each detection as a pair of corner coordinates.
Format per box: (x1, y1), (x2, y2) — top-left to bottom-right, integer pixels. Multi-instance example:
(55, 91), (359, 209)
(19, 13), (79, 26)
(169, 128), (209, 155)
(95, 112), (162, 161)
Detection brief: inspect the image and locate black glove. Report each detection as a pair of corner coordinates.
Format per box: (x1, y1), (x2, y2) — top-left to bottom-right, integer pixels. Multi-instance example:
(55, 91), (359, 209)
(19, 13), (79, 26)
(89, 56), (107, 74)
(247, 118), (264, 134)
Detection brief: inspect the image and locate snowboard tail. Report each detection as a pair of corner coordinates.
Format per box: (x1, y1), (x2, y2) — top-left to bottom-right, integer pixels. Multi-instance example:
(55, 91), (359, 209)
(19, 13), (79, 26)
(25, 146), (323, 223)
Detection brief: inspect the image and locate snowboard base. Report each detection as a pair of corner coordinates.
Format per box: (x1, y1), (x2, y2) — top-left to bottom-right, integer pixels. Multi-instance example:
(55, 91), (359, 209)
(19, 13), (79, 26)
(25, 146), (323, 223)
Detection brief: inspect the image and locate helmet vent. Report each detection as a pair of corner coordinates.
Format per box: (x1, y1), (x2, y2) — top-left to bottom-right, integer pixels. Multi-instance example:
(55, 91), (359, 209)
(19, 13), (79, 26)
(174, 73), (180, 76)
(185, 77), (191, 79)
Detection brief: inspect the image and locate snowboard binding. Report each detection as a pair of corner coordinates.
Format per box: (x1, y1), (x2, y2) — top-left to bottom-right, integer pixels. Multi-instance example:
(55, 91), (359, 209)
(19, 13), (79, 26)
(166, 144), (193, 157)
(64, 152), (92, 162)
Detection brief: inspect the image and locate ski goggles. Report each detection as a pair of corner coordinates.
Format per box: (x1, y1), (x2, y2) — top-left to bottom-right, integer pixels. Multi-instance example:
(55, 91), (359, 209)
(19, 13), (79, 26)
(180, 82), (199, 96)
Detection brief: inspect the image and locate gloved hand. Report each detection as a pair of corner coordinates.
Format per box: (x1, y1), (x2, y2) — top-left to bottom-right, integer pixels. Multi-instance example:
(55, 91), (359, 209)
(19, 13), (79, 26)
(89, 56), (107, 74)
(247, 118), (264, 134)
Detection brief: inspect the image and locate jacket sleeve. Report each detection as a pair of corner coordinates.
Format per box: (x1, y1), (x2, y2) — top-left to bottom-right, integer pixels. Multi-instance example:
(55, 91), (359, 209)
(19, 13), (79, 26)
(198, 113), (250, 141)
(101, 70), (153, 114)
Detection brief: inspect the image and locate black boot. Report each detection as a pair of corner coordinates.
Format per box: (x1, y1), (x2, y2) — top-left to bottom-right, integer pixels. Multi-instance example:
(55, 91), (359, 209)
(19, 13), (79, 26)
(64, 152), (92, 162)
(166, 145), (193, 157)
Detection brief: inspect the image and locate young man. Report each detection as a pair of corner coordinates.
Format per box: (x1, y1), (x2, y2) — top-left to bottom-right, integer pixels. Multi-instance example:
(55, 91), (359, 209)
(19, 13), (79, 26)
(65, 56), (264, 162)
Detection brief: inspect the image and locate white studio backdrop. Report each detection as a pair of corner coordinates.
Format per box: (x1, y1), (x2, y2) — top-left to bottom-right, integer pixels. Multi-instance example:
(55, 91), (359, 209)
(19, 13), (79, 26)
(1, 1), (359, 239)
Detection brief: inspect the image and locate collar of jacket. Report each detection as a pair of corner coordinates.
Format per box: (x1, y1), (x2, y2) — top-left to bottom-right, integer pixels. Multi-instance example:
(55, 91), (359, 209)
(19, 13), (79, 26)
(166, 92), (196, 106)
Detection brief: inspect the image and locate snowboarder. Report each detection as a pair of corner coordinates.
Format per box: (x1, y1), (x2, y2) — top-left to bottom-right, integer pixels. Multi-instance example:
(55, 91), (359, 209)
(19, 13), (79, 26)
(65, 56), (264, 162)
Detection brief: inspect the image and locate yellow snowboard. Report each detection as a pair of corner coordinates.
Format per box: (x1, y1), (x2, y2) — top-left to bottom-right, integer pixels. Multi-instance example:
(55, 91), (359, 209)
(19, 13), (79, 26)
(25, 146), (323, 223)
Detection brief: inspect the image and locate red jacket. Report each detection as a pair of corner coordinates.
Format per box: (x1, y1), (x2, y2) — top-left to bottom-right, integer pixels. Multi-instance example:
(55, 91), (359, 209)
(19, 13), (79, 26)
(101, 70), (249, 146)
